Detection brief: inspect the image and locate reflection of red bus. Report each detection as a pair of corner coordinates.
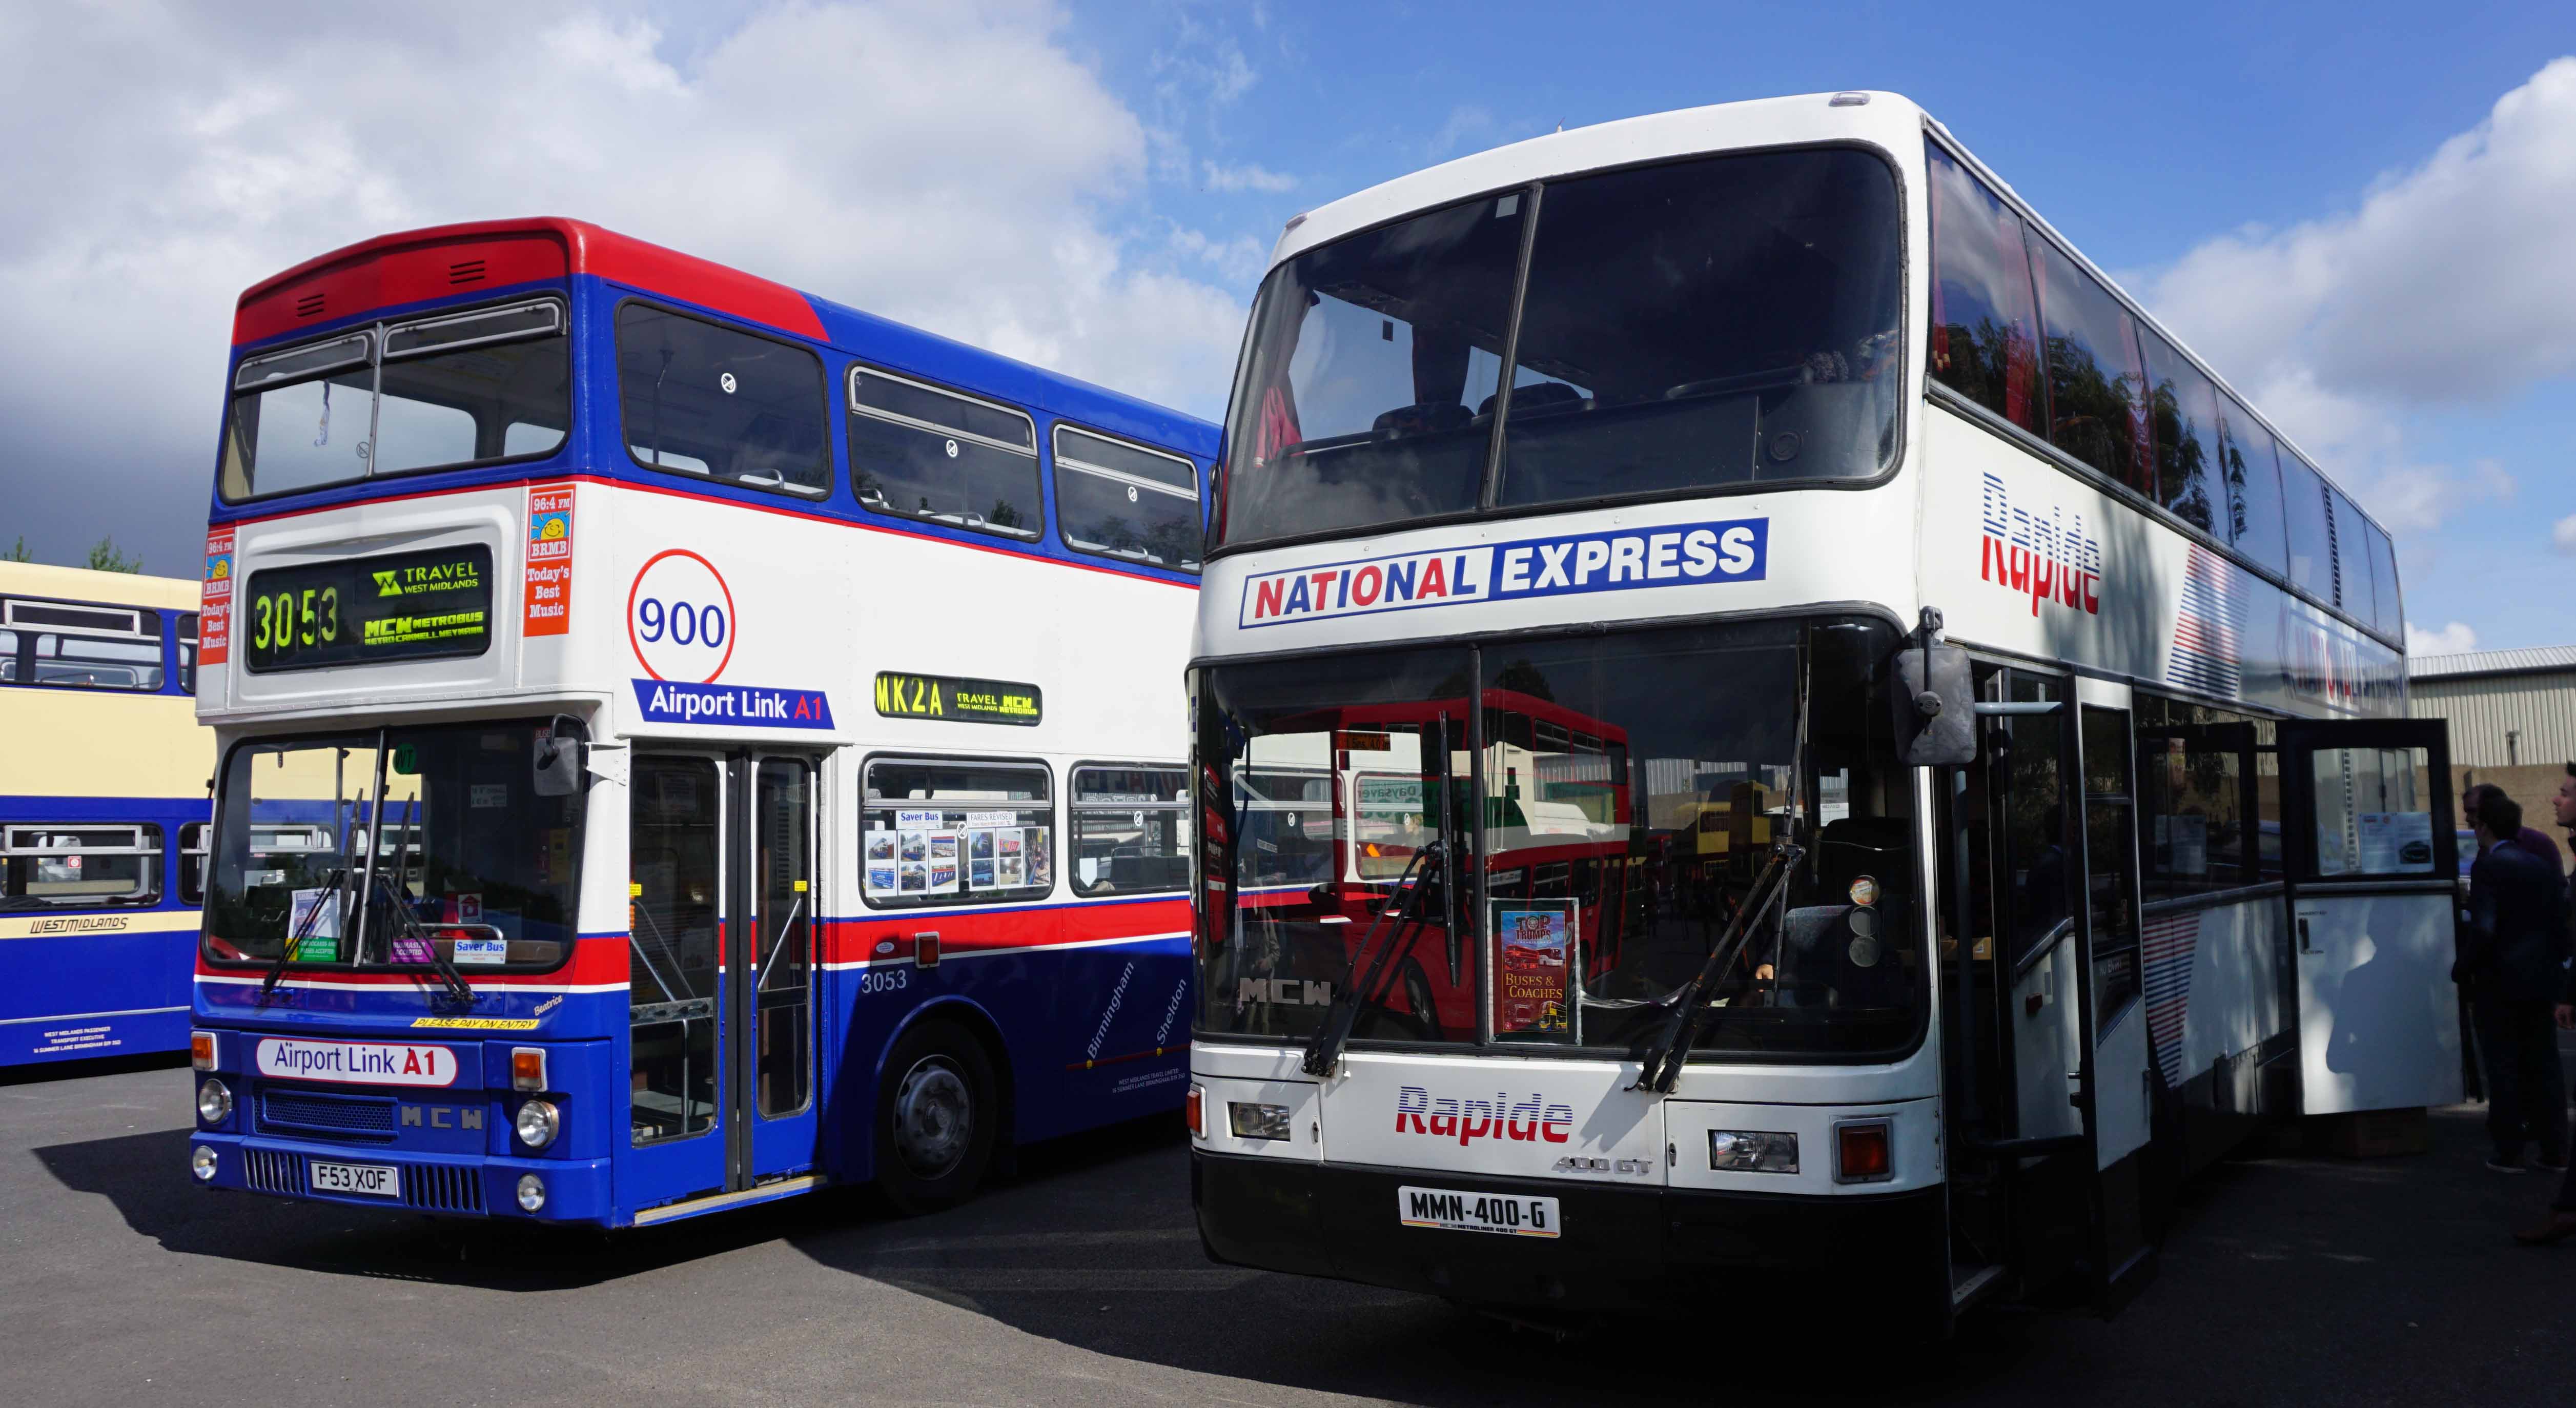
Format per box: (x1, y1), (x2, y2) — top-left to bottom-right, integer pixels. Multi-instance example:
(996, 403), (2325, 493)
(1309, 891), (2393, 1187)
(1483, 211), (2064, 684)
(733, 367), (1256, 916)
(1229, 690), (1633, 1040)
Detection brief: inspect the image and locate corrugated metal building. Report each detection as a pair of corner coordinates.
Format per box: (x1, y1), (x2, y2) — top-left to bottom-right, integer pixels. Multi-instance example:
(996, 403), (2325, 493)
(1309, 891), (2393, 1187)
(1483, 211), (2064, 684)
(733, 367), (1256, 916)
(2407, 645), (2576, 769)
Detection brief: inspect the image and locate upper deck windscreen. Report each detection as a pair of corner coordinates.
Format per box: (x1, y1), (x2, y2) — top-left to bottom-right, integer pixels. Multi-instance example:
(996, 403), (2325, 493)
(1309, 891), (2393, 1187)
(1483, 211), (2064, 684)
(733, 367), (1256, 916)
(1218, 147), (1902, 548)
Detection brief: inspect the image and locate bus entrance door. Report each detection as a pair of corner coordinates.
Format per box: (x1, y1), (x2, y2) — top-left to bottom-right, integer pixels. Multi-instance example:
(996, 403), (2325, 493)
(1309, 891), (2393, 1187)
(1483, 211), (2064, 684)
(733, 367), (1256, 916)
(1942, 667), (2149, 1314)
(2277, 720), (2462, 1117)
(624, 751), (825, 1221)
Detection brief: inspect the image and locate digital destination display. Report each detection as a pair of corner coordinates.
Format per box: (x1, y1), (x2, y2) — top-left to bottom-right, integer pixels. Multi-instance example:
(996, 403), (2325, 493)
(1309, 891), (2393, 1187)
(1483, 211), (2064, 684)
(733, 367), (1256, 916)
(873, 671), (1042, 726)
(242, 544), (494, 672)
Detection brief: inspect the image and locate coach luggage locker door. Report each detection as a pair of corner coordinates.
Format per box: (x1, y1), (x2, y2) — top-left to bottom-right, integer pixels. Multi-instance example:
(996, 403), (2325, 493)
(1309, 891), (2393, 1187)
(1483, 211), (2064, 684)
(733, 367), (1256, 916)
(2278, 720), (2463, 1116)
(736, 753), (821, 1183)
(625, 753), (731, 1214)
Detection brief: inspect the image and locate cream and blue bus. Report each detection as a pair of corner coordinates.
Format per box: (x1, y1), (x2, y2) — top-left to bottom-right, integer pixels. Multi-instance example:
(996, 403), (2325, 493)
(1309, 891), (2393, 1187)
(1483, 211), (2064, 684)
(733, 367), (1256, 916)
(3, 562), (214, 1067)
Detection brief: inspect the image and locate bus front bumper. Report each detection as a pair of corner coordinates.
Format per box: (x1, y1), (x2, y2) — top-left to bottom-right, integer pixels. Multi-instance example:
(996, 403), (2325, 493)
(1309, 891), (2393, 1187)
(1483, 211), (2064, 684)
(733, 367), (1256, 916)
(187, 1131), (611, 1225)
(1192, 1148), (1946, 1318)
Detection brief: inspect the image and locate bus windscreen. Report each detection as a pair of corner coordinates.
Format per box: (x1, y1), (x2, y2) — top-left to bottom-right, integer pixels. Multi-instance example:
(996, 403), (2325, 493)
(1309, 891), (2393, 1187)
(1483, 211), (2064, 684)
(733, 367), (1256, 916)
(1219, 147), (1902, 547)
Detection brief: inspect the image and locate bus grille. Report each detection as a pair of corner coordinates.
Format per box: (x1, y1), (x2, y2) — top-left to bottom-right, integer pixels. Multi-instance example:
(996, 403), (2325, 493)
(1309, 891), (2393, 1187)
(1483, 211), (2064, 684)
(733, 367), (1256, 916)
(259, 1090), (398, 1140)
(243, 1147), (305, 1195)
(404, 1163), (485, 1215)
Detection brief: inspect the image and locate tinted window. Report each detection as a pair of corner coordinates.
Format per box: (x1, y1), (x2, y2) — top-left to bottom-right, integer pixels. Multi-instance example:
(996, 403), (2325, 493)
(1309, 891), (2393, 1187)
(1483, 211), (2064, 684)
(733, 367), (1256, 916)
(2134, 696), (2264, 901)
(2034, 241), (2150, 492)
(2216, 398), (2289, 579)
(2140, 331), (2222, 535)
(618, 304), (829, 495)
(2, 824), (161, 907)
(1, 598), (163, 691)
(2281, 455), (2335, 602)
(1054, 426), (1201, 570)
(2367, 526), (2401, 638)
(2331, 490), (2376, 625)
(1492, 148), (1903, 506)
(849, 367), (1042, 538)
(1927, 142), (2044, 432)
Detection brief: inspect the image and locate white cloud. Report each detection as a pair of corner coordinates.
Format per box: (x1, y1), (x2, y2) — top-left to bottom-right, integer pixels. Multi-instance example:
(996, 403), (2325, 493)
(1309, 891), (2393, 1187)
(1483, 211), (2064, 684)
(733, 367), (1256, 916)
(2554, 514), (2576, 555)
(1428, 104), (1497, 158)
(0, 1), (1250, 570)
(1203, 161), (1296, 193)
(2144, 58), (2576, 543)
(2406, 621), (2480, 656)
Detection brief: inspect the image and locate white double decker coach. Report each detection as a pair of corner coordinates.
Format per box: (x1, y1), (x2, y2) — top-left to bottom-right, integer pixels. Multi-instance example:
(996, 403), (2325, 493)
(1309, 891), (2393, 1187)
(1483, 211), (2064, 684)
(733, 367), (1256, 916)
(1185, 92), (2451, 1333)
(185, 219), (1211, 1227)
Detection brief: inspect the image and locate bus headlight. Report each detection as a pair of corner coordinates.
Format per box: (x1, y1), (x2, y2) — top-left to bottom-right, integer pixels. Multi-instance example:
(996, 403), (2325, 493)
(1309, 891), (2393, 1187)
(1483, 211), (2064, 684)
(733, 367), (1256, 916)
(514, 1099), (561, 1150)
(1708, 1129), (1798, 1173)
(196, 1077), (233, 1126)
(190, 1146), (218, 1181)
(1228, 1101), (1292, 1141)
(516, 1174), (547, 1212)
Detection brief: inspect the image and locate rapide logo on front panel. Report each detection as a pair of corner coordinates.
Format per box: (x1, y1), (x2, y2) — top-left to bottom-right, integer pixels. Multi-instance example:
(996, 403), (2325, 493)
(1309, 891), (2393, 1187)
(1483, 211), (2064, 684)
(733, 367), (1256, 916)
(1395, 1084), (1577, 1147)
(1240, 517), (1766, 629)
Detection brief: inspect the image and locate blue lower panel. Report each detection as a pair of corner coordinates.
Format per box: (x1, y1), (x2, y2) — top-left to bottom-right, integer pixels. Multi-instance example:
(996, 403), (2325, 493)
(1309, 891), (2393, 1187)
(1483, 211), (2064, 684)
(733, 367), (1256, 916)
(2, 1006), (189, 1066)
(190, 1132), (613, 1225)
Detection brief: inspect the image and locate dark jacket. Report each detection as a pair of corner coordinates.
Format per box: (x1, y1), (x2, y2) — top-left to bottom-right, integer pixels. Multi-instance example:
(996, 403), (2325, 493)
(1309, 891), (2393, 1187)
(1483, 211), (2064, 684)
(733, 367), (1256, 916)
(2459, 840), (2572, 1003)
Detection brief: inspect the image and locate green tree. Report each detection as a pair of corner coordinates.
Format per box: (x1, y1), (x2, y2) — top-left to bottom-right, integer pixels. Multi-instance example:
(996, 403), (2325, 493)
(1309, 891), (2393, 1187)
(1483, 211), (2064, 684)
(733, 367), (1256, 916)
(4, 536), (30, 562)
(84, 537), (142, 573)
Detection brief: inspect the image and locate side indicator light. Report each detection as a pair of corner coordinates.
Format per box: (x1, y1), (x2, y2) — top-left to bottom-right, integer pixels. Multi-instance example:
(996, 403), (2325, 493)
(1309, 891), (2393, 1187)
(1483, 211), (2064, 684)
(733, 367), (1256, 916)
(1185, 1083), (1206, 1138)
(510, 1047), (547, 1093)
(190, 1031), (217, 1071)
(1837, 1120), (1893, 1183)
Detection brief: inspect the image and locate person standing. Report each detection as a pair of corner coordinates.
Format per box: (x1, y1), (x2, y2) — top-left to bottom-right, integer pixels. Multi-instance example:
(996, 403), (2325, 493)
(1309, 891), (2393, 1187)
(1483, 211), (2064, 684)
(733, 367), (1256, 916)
(2526, 768), (2576, 1243)
(2464, 781), (2563, 876)
(2456, 794), (2571, 1174)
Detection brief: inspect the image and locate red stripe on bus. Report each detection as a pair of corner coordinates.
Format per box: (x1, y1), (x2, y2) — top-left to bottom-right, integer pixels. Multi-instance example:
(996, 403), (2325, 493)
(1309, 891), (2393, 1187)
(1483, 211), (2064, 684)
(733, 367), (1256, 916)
(194, 931), (628, 987)
(817, 898), (1191, 965)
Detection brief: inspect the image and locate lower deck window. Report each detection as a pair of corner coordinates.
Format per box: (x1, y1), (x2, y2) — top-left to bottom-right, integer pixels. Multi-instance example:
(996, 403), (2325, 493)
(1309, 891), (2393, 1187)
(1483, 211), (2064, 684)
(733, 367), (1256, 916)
(863, 758), (1052, 906)
(1071, 765), (1189, 896)
(2, 825), (161, 907)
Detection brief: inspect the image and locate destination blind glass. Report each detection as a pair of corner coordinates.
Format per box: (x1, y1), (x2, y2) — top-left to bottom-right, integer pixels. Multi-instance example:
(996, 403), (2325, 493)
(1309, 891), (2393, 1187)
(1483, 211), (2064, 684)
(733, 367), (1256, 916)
(242, 545), (494, 672)
(873, 671), (1042, 726)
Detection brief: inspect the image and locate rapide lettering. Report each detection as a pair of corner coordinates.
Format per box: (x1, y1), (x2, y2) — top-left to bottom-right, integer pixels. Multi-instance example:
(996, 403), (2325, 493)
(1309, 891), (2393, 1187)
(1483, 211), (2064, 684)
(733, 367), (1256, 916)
(1395, 1084), (1576, 1146)
(1979, 471), (2102, 617)
(1240, 516), (1766, 629)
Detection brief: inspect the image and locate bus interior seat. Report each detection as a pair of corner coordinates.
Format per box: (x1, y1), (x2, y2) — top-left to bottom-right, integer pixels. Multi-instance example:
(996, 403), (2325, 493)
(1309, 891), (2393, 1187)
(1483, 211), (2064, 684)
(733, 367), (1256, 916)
(1371, 401), (1473, 438)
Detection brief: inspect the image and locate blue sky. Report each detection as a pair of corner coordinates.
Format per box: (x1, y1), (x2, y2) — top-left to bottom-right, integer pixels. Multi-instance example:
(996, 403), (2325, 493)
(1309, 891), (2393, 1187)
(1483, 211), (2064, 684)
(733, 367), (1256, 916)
(3, 1), (2567, 654)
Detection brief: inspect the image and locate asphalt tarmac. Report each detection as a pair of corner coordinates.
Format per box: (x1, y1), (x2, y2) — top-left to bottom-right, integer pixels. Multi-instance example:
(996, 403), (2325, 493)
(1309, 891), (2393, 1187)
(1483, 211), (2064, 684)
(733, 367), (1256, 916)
(6, 1055), (2573, 1407)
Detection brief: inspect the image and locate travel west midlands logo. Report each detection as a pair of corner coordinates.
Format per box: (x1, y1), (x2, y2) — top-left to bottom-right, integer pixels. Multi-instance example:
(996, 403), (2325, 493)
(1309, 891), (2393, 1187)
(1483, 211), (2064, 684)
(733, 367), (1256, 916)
(373, 560), (483, 599)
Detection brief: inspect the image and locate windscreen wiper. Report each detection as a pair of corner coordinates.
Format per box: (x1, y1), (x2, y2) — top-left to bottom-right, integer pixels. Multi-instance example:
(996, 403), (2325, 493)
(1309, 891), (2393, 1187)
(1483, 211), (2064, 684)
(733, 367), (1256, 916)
(371, 800), (474, 1005)
(1630, 842), (1802, 1094)
(1301, 841), (1444, 1077)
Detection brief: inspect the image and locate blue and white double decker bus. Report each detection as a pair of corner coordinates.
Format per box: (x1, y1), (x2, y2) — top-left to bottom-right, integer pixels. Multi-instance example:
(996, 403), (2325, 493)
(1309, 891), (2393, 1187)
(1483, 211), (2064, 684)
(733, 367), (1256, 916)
(1185, 92), (2452, 1336)
(184, 219), (1211, 1226)
(3, 562), (214, 1067)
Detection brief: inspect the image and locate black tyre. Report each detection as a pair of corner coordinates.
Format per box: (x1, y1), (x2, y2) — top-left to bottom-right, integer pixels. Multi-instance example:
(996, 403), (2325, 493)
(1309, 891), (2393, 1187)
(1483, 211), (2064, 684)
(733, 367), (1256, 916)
(875, 1018), (1000, 1215)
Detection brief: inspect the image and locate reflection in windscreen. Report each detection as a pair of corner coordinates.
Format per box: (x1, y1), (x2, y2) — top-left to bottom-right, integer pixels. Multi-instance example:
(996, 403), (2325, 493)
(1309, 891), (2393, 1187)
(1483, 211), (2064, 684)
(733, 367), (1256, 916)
(1219, 149), (1902, 546)
(1195, 617), (1920, 1057)
(202, 721), (584, 969)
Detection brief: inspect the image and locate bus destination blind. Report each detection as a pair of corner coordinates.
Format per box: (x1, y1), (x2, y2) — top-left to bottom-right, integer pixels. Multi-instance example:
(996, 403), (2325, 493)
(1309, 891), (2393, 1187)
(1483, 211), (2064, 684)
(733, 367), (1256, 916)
(243, 544), (494, 672)
(873, 671), (1042, 726)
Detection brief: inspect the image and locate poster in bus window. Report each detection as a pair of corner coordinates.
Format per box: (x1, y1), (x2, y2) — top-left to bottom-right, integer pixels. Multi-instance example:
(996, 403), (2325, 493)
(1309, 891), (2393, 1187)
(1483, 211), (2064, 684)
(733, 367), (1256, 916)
(928, 858), (958, 894)
(1028, 829), (1052, 889)
(899, 830), (928, 863)
(866, 831), (898, 864)
(1491, 898), (1578, 1042)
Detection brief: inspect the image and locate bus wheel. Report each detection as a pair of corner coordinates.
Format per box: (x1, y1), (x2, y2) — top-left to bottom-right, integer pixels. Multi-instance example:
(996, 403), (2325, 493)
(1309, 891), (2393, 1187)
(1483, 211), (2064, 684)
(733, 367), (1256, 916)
(877, 1019), (998, 1215)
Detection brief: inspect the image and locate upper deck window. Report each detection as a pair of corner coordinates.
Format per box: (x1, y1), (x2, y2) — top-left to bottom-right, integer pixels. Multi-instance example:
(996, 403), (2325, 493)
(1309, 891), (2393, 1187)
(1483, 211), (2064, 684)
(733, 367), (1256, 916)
(1927, 145), (2045, 433)
(2282, 455), (2335, 603)
(1218, 148), (1900, 548)
(1053, 426), (1202, 571)
(618, 303), (830, 496)
(0, 597), (163, 691)
(221, 299), (569, 501)
(2216, 398), (2290, 580)
(2140, 330), (2222, 536)
(2033, 241), (2152, 494)
(848, 366), (1042, 539)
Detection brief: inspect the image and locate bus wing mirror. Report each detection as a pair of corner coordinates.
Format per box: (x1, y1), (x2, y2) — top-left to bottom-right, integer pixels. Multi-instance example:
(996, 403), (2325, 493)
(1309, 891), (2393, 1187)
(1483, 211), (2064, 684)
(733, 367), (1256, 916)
(533, 737), (581, 797)
(1893, 642), (1976, 767)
